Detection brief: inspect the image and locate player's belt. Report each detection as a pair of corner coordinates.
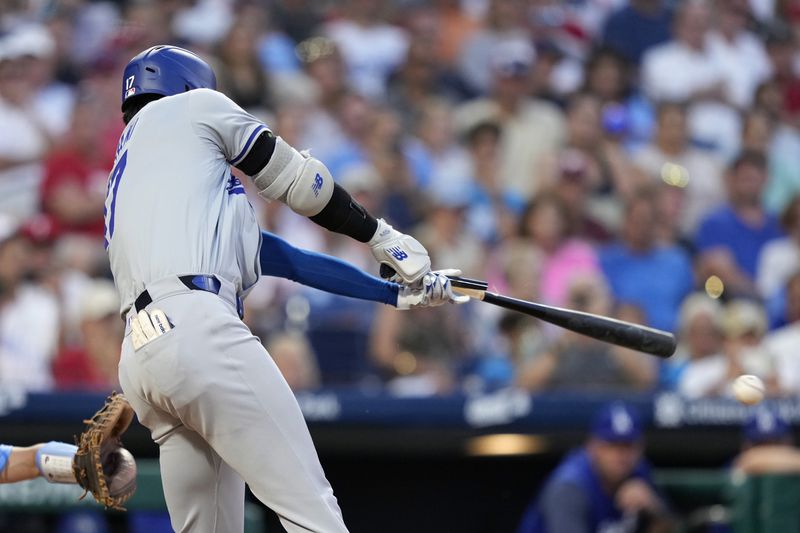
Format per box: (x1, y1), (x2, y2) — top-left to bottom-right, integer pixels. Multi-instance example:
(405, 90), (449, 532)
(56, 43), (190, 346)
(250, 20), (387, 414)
(134, 275), (244, 318)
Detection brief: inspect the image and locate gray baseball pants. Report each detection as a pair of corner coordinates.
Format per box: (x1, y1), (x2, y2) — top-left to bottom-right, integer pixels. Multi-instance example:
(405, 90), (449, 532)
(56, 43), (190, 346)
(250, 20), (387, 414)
(118, 275), (348, 532)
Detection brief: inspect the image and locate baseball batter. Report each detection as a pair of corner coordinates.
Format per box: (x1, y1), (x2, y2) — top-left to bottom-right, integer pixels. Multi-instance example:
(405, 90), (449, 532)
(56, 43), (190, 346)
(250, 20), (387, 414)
(109, 46), (461, 532)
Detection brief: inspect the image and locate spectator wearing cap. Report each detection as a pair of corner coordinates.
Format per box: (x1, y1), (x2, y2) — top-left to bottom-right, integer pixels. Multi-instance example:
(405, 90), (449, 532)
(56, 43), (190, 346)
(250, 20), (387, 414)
(582, 47), (655, 152)
(734, 407), (800, 475)
(695, 150), (784, 300)
(52, 279), (122, 391)
(667, 293), (727, 397)
(455, 39), (565, 201)
(600, 186), (694, 333)
(601, 0), (673, 65)
(535, 92), (647, 228)
(0, 34), (53, 220)
(721, 299), (780, 396)
(0, 215), (59, 392)
(550, 150), (614, 244)
(517, 403), (672, 533)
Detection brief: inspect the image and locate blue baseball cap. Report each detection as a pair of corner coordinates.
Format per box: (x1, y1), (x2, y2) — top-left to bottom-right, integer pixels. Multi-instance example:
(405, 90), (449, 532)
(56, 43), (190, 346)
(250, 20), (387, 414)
(591, 403), (643, 443)
(743, 406), (789, 444)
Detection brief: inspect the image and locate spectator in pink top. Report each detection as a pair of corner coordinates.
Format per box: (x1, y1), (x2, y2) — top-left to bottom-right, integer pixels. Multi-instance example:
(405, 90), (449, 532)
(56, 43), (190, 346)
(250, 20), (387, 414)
(518, 191), (601, 308)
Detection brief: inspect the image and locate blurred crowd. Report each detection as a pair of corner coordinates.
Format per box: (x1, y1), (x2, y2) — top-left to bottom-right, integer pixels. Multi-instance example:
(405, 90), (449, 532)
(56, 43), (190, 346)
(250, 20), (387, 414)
(1, 0), (800, 400)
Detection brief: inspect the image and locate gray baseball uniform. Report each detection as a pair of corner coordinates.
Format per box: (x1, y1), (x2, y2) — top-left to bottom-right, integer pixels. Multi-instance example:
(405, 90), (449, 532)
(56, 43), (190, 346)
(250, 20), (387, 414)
(107, 89), (348, 532)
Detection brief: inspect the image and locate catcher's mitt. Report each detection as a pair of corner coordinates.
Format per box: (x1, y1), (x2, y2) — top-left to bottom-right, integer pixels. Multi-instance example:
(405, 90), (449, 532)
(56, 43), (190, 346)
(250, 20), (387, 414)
(73, 392), (137, 510)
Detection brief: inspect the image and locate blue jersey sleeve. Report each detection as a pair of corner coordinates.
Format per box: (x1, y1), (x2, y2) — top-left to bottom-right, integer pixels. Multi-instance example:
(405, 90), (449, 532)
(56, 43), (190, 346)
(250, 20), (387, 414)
(0, 444), (12, 473)
(259, 231), (399, 306)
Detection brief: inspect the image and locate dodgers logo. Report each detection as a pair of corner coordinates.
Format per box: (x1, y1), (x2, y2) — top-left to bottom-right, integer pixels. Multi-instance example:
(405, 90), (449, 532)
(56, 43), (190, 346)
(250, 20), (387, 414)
(311, 173), (323, 197)
(387, 246), (408, 261)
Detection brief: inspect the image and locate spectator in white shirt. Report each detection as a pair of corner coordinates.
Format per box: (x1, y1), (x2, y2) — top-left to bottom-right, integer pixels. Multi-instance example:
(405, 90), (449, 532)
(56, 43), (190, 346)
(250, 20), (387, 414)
(0, 216), (59, 392)
(757, 195), (800, 301)
(764, 271), (800, 394)
(707, 0), (771, 110)
(641, 0), (741, 158)
(325, 0), (409, 100)
(671, 293), (726, 398)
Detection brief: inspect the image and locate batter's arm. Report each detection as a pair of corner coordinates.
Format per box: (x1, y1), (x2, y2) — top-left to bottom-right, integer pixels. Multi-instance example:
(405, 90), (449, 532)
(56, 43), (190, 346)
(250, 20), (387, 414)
(260, 230), (399, 306)
(258, 231), (466, 309)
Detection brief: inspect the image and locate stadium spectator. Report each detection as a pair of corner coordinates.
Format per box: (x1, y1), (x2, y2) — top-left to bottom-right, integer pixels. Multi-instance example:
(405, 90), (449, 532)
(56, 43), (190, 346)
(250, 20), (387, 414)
(763, 22), (800, 125)
(432, 0), (481, 69)
(516, 275), (656, 392)
(601, 0), (673, 65)
(633, 103), (726, 238)
(550, 150), (614, 244)
(213, 20), (273, 113)
(721, 298), (780, 395)
(517, 402), (672, 533)
(405, 99), (472, 194)
(600, 186), (694, 333)
(40, 97), (111, 238)
(7, 25), (75, 138)
(0, 42), (52, 220)
(462, 120), (524, 244)
(266, 333), (321, 392)
(455, 39), (566, 200)
(707, 0), (771, 111)
(324, 0), (409, 100)
(536, 92), (646, 228)
(667, 293), (728, 398)
(0, 216), (59, 392)
(755, 82), (800, 214)
(695, 150), (784, 299)
(757, 196), (800, 301)
(457, 0), (529, 95)
(369, 299), (470, 397)
(641, 0), (741, 158)
(582, 46), (655, 151)
(516, 191), (600, 308)
(387, 39), (460, 129)
(52, 279), (122, 392)
(764, 271), (800, 394)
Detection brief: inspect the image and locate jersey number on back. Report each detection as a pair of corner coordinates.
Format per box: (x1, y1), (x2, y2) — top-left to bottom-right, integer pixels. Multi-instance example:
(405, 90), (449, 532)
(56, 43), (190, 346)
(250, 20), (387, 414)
(104, 150), (128, 249)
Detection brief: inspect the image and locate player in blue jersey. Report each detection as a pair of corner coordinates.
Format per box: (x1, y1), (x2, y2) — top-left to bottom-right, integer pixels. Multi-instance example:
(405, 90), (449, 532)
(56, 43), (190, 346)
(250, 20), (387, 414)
(517, 403), (672, 533)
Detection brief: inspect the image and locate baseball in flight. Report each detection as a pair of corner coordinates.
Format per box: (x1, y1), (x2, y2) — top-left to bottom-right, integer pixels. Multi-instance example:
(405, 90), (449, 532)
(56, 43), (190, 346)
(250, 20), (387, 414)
(732, 375), (765, 405)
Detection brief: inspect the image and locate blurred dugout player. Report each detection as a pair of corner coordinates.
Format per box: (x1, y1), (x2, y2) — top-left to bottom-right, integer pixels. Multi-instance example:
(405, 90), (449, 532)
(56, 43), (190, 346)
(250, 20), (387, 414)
(517, 403), (672, 533)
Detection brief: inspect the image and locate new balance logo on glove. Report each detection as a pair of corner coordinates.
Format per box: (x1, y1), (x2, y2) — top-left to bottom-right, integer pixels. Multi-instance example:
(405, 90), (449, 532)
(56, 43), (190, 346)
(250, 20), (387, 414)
(387, 246), (408, 261)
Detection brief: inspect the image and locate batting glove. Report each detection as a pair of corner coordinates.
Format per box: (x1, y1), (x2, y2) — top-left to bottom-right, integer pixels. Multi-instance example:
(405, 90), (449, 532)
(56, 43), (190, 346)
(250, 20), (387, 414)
(130, 309), (172, 350)
(369, 219), (431, 286)
(396, 269), (471, 309)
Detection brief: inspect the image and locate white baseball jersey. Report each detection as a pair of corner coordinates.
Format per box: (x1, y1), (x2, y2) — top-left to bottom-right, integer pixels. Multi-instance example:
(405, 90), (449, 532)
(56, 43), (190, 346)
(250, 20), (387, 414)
(104, 89), (269, 314)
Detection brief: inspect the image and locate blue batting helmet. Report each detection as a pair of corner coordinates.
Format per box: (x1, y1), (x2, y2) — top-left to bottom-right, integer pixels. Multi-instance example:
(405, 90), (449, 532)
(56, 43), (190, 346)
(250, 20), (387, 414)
(121, 45), (217, 111)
